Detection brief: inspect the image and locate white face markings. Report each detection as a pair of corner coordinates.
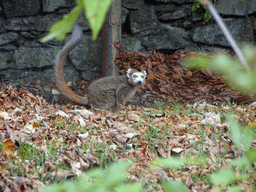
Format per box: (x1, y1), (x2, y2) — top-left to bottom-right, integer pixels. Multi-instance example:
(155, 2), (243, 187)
(131, 71), (146, 85)
(127, 69), (147, 85)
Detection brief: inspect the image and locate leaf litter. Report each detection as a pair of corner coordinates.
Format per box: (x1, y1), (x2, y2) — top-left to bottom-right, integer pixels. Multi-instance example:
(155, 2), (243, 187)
(0, 50), (256, 191)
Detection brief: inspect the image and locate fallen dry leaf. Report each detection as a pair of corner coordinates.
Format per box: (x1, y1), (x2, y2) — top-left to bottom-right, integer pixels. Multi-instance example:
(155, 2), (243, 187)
(2, 139), (15, 155)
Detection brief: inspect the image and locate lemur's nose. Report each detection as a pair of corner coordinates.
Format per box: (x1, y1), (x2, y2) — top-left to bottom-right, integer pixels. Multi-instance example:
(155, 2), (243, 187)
(137, 81), (142, 85)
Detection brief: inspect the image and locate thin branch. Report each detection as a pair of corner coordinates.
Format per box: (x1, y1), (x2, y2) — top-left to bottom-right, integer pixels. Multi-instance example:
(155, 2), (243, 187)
(200, 0), (249, 70)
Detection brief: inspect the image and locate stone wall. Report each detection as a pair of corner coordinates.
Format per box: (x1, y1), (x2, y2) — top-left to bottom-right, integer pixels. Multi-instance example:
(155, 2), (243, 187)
(0, 0), (255, 83)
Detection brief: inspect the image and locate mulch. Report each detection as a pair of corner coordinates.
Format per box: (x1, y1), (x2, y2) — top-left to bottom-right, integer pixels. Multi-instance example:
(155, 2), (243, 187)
(115, 47), (251, 105)
(4, 48), (252, 107)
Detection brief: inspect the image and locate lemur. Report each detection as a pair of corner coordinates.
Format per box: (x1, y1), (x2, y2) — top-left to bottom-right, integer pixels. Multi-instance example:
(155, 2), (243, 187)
(54, 24), (147, 110)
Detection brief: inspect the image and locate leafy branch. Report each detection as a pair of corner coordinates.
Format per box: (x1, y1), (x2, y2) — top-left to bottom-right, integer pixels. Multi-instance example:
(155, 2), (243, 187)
(42, 0), (113, 42)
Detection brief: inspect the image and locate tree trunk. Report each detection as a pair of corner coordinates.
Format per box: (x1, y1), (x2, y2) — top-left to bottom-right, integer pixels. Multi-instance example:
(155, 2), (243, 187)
(102, 0), (121, 77)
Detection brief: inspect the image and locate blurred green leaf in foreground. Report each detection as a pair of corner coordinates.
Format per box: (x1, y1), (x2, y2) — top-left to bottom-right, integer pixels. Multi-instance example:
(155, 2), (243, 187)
(42, 0), (112, 42)
(184, 45), (256, 94)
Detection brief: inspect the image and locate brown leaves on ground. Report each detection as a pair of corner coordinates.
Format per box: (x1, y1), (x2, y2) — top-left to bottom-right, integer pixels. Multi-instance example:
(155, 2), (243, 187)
(0, 83), (47, 108)
(1, 83), (256, 191)
(0, 49), (255, 191)
(115, 48), (249, 104)
(2, 139), (15, 155)
(17, 48), (249, 106)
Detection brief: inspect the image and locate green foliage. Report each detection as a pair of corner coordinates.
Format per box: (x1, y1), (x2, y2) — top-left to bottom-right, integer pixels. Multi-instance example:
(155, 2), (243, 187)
(42, 161), (141, 192)
(83, 0), (112, 40)
(209, 116), (256, 191)
(204, 9), (211, 22)
(184, 46), (256, 94)
(161, 180), (190, 192)
(192, 0), (211, 22)
(42, 0), (83, 42)
(227, 116), (256, 169)
(42, 0), (112, 42)
(35, 84), (43, 90)
(247, 150), (256, 164)
(192, 0), (201, 14)
(184, 8), (256, 185)
(42, 157), (190, 192)
(150, 158), (190, 191)
(44, 87), (51, 92)
(227, 116), (254, 154)
(210, 168), (236, 184)
(151, 158), (184, 169)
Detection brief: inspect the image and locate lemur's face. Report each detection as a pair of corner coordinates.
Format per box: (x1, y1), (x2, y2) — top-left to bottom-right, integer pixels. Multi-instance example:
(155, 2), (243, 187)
(126, 69), (147, 86)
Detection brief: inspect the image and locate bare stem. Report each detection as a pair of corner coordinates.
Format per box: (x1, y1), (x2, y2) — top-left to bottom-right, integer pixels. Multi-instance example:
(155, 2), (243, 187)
(200, 0), (249, 70)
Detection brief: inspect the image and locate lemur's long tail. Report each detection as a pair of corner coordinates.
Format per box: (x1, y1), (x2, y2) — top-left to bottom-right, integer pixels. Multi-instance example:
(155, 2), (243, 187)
(54, 24), (88, 105)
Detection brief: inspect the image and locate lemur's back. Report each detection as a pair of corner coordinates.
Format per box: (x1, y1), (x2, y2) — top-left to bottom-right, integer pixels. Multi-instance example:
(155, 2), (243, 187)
(87, 75), (135, 110)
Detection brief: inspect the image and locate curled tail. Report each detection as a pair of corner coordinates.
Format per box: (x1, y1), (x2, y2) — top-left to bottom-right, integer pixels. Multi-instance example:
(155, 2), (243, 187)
(54, 24), (88, 105)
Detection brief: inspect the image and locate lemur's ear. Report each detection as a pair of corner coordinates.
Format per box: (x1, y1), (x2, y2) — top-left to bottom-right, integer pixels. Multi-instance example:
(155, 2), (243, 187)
(142, 70), (147, 76)
(126, 68), (132, 78)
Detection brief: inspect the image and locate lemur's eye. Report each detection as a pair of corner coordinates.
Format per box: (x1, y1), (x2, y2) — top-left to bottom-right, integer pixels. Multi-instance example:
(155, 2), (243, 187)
(133, 74), (137, 78)
(141, 75), (144, 78)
